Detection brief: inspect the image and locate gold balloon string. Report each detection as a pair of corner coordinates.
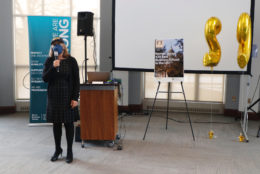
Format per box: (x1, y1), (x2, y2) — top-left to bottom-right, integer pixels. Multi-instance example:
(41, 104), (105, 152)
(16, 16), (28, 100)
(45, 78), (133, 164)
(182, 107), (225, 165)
(240, 72), (245, 122)
(236, 13), (251, 122)
(203, 16), (222, 138)
(210, 69), (213, 131)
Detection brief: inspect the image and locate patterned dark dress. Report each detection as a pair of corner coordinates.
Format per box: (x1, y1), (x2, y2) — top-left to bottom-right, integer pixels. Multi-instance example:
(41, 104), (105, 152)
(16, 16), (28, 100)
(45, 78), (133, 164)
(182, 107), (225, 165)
(42, 56), (80, 123)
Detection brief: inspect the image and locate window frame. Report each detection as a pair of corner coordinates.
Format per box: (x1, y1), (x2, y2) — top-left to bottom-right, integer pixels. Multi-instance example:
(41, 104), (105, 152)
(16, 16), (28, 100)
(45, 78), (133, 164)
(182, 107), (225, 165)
(13, 0), (100, 100)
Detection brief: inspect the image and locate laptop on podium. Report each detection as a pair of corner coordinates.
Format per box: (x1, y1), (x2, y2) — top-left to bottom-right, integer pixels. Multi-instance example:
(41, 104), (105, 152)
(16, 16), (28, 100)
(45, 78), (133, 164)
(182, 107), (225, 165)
(87, 72), (110, 83)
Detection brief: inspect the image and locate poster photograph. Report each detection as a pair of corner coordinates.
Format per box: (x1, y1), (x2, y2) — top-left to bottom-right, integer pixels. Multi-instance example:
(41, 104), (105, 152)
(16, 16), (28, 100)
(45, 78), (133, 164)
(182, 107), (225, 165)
(155, 39), (184, 81)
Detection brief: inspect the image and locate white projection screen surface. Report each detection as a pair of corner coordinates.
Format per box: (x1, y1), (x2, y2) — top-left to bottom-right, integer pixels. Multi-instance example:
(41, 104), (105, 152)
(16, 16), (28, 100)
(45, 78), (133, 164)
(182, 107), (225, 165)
(113, 0), (254, 74)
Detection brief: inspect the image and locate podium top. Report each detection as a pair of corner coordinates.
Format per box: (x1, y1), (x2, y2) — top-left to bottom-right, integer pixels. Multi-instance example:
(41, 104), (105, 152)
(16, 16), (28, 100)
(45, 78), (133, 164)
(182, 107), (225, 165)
(80, 83), (118, 90)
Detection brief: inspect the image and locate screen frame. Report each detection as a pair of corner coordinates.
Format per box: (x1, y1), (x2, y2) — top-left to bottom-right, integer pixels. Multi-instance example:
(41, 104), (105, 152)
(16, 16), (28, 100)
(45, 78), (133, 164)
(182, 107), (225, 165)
(112, 0), (255, 74)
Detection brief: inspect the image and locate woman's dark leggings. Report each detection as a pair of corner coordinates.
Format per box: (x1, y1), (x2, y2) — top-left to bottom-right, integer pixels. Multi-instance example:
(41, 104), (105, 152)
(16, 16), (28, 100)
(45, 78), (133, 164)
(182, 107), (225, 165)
(53, 122), (74, 153)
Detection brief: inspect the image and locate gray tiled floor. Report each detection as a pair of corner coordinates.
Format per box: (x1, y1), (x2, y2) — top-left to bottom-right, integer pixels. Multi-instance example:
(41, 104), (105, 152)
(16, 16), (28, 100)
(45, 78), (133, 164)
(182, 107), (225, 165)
(0, 112), (260, 174)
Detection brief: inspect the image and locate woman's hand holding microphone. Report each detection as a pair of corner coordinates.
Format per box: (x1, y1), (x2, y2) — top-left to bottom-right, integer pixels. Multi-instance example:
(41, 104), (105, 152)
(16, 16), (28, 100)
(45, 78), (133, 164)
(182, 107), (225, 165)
(53, 60), (60, 68)
(71, 100), (78, 108)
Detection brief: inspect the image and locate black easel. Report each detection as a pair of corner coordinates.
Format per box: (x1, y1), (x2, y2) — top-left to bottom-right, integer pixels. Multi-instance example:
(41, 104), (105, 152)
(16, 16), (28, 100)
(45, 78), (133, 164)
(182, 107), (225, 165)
(248, 97), (260, 137)
(246, 74), (260, 137)
(143, 81), (195, 141)
(247, 98), (260, 113)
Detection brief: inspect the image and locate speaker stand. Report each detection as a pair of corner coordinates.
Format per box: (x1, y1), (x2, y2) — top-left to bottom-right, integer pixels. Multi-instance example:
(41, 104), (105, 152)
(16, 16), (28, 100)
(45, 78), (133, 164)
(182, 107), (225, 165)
(84, 35), (88, 83)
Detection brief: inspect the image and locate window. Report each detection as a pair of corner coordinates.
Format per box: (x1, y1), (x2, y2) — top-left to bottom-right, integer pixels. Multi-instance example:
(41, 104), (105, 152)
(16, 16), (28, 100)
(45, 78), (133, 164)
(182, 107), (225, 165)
(13, 0), (100, 99)
(145, 73), (225, 102)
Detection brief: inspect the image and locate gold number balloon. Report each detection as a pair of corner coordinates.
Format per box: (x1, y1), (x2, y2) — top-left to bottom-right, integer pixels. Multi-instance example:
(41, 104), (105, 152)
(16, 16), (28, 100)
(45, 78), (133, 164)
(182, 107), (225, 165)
(237, 13), (252, 69)
(203, 17), (222, 68)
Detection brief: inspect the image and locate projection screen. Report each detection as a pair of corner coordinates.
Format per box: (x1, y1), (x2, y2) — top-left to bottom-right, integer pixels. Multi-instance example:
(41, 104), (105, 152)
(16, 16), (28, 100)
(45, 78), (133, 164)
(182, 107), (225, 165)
(112, 0), (254, 74)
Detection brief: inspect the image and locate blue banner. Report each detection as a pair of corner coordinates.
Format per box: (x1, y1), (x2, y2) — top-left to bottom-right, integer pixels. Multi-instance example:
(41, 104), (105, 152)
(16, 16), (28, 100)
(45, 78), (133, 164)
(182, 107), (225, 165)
(28, 16), (71, 123)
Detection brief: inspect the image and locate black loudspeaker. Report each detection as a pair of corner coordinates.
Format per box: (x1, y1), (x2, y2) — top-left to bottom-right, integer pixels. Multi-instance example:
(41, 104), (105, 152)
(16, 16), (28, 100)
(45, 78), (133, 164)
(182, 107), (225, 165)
(77, 11), (94, 36)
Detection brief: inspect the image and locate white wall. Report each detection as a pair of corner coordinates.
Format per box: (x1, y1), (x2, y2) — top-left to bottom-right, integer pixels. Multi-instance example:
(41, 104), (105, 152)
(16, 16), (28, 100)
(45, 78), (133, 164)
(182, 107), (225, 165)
(0, 0), (14, 107)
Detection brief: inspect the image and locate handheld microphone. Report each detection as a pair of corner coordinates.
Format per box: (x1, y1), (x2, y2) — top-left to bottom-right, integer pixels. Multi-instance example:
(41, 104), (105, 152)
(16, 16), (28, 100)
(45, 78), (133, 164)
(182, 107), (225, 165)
(54, 51), (59, 72)
(53, 44), (63, 72)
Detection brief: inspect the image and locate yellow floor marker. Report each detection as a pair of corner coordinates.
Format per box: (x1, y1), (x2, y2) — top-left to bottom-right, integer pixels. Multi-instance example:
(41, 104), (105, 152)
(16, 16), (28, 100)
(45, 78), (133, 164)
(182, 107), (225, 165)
(208, 130), (214, 139)
(239, 133), (245, 142)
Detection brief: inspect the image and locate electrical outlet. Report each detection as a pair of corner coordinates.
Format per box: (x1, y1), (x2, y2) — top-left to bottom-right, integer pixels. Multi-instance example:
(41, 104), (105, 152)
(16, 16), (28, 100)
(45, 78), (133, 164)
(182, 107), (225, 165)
(248, 98), (251, 104)
(232, 96), (236, 102)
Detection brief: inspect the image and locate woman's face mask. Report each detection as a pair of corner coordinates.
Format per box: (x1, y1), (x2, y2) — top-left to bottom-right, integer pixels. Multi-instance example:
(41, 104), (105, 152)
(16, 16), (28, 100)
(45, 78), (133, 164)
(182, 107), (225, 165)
(53, 44), (63, 55)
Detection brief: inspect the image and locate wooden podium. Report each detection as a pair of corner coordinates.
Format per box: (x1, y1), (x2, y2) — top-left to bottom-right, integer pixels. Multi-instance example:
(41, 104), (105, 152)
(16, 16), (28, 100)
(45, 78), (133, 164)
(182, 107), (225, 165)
(80, 84), (118, 141)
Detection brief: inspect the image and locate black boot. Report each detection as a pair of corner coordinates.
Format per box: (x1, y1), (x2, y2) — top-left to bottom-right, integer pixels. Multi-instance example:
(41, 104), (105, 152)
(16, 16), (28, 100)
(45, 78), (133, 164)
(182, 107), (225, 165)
(66, 149), (73, 163)
(51, 123), (62, 162)
(65, 122), (74, 163)
(51, 147), (63, 161)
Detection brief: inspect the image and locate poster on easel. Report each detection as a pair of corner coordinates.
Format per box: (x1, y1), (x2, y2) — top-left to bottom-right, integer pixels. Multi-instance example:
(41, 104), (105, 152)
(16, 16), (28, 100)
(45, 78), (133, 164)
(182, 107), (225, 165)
(155, 39), (184, 82)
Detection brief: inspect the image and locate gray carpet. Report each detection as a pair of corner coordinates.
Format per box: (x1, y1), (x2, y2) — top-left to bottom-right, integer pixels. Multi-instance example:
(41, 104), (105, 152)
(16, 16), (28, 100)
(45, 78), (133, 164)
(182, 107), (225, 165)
(0, 112), (260, 174)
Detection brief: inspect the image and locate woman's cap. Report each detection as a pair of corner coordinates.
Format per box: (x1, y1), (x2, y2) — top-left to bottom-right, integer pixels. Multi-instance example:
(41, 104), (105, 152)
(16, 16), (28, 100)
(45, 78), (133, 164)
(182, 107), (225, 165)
(51, 37), (64, 45)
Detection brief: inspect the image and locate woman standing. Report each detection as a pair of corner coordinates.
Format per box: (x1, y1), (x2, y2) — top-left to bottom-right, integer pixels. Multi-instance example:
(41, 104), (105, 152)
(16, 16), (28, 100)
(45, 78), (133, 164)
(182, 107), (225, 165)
(42, 37), (80, 163)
